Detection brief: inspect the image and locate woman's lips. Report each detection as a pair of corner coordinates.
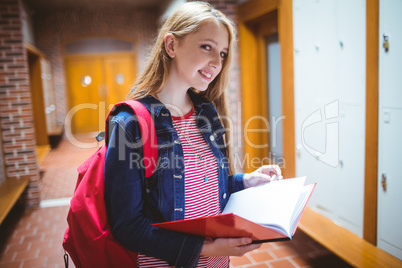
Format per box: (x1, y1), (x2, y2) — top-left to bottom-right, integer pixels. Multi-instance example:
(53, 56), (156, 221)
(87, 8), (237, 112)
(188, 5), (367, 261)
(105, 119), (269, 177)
(199, 70), (213, 80)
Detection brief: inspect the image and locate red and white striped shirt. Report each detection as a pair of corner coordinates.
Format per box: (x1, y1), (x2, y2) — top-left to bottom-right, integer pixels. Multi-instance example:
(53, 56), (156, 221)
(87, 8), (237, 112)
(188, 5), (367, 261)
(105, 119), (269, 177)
(138, 109), (229, 268)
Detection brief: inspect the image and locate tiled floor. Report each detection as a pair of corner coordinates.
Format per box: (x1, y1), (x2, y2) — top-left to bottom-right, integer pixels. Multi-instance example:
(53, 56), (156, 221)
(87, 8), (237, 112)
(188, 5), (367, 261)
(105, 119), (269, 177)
(0, 134), (352, 267)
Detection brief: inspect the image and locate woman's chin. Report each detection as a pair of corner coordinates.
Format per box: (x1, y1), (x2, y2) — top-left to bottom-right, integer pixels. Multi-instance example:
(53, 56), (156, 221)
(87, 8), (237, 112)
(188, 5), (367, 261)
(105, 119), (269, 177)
(192, 85), (209, 92)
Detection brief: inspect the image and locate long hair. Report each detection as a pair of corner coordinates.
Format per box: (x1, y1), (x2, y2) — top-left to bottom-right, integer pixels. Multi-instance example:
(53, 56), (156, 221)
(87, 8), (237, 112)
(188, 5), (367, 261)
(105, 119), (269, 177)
(127, 1), (237, 175)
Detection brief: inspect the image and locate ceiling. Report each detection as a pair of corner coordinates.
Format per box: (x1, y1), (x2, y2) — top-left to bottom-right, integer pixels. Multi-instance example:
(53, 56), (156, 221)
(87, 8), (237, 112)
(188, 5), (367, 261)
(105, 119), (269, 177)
(24, 0), (173, 12)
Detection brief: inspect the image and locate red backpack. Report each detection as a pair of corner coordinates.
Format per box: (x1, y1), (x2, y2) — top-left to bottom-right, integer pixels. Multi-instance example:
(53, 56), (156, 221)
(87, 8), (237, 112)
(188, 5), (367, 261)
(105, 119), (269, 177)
(63, 100), (158, 268)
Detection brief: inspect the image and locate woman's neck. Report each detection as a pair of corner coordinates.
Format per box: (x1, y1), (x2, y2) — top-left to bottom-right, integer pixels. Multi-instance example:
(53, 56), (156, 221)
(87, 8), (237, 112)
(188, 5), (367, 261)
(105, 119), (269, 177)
(156, 79), (193, 117)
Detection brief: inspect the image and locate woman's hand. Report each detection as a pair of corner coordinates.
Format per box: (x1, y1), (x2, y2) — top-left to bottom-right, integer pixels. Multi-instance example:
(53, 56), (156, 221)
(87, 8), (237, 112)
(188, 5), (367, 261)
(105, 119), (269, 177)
(200, 237), (261, 257)
(243, 165), (283, 188)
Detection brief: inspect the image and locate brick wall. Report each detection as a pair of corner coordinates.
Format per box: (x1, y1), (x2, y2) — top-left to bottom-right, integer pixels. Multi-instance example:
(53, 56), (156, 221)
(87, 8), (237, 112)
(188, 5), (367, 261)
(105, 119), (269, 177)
(203, 0), (238, 19)
(0, 0), (41, 208)
(33, 7), (159, 126)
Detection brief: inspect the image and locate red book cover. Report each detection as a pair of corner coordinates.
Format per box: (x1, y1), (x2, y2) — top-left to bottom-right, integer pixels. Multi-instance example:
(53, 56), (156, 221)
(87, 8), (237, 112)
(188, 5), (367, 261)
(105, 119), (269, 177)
(153, 213), (290, 243)
(153, 178), (316, 243)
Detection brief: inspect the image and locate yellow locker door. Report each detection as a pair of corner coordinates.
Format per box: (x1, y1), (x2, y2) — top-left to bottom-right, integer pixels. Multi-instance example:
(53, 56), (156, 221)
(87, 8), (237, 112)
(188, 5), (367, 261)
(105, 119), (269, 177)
(104, 53), (137, 110)
(65, 57), (104, 133)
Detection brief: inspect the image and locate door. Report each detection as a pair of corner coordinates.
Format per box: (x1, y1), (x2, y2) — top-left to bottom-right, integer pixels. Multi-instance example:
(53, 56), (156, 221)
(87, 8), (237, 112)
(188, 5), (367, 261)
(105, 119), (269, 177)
(65, 57), (104, 133)
(238, 0), (295, 176)
(104, 54), (136, 107)
(65, 53), (136, 133)
(266, 34), (283, 164)
(377, 0), (402, 259)
(27, 50), (49, 146)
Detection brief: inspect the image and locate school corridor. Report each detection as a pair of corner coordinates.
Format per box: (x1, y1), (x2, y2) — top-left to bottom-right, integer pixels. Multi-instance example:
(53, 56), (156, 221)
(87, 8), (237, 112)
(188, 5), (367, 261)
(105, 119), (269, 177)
(1, 0), (402, 267)
(0, 134), (351, 268)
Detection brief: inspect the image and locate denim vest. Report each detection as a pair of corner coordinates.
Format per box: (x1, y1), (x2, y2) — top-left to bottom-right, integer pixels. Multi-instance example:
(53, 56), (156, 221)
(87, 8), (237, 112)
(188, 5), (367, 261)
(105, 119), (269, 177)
(104, 90), (245, 267)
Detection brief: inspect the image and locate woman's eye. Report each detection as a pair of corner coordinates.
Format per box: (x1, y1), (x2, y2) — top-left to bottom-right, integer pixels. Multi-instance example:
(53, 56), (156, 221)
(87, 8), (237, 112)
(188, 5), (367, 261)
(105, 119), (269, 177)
(220, 52), (228, 58)
(201, 45), (212, 51)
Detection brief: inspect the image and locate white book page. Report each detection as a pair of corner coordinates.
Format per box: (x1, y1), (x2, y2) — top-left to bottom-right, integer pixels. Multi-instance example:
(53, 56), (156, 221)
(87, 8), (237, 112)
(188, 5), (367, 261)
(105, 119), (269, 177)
(222, 177), (306, 232)
(289, 184), (315, 235)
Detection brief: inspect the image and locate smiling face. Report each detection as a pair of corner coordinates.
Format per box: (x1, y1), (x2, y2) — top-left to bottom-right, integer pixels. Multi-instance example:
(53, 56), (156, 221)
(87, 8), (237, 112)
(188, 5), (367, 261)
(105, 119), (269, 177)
(168, 19), (229, 92)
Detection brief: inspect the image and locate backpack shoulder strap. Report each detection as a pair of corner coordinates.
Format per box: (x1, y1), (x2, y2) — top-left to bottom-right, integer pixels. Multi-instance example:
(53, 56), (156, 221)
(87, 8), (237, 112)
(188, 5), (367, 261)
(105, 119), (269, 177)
(105, 100), (158, 178)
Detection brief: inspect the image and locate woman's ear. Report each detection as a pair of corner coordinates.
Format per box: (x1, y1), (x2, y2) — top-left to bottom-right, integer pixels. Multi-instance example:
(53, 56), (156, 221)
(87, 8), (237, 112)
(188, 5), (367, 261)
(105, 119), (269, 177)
(164, 33), (176, 58)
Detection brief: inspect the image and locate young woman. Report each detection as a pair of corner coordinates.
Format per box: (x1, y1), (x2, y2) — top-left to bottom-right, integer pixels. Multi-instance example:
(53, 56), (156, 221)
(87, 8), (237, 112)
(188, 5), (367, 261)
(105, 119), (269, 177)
(104, 1), (282, 267)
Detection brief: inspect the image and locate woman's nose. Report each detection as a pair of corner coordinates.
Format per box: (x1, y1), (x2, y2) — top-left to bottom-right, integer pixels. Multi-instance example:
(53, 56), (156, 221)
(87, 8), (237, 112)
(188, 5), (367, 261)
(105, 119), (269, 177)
(209, 53), (222, 70)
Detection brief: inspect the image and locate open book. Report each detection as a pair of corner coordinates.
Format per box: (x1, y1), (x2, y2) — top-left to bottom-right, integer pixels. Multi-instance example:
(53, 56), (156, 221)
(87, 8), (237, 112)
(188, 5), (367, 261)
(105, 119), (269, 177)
(153, 177), (316, 243)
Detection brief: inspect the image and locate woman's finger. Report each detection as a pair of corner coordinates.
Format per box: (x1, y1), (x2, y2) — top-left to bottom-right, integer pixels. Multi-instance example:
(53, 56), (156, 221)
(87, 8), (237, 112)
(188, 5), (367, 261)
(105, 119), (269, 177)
(258, 165), (281, 176)
(228, 237), (252, 247)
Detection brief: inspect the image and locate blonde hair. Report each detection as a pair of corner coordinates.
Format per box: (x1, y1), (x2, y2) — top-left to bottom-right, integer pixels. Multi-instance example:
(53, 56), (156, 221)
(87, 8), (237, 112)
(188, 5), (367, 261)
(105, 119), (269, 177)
(127, 1), (237, 175)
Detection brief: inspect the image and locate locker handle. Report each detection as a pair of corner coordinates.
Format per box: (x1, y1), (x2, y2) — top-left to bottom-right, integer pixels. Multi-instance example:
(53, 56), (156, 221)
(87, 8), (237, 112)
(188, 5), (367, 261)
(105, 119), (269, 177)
(104, 84), (108, 97)
(383, 34), (389, 52)
(381, 173), (387, 192)
(98, 85), (103, 98)
(98, 85), (108, 98)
